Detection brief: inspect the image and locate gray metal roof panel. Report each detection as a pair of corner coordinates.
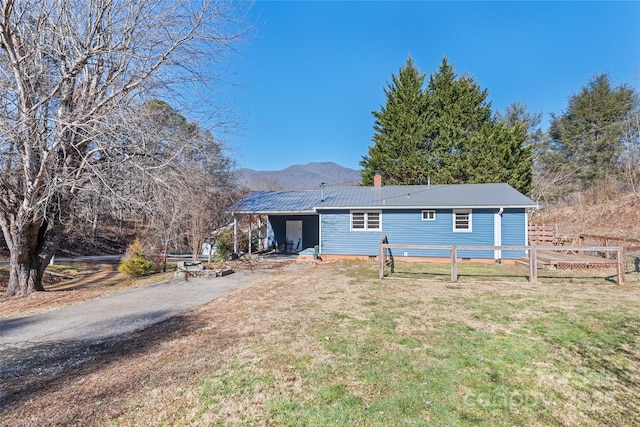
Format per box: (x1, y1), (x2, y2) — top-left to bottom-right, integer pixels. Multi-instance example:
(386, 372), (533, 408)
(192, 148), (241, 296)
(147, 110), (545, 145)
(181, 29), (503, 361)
(230, 190), (319, 213)
(230, 183), (537, 213)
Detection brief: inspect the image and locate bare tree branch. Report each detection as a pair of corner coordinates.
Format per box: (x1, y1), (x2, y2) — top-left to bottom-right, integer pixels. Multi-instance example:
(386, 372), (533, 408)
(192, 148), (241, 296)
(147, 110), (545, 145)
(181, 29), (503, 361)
(0, 0), (250, 296)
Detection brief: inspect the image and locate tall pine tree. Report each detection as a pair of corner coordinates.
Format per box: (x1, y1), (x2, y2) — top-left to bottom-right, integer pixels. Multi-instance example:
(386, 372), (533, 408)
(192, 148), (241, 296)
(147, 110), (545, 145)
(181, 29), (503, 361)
(361, 57), (533, 194)
(360, 57), (429, 185)
(423, 58), (493, 184)
(545, 73), (639, 190)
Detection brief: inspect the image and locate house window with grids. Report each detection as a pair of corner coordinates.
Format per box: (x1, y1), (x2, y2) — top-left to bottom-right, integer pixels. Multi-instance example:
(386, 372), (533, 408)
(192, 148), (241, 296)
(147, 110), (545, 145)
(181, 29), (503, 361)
(453, 210), (472, 232)
(351, 211), (381, 231)
(422, 210), (436, 221)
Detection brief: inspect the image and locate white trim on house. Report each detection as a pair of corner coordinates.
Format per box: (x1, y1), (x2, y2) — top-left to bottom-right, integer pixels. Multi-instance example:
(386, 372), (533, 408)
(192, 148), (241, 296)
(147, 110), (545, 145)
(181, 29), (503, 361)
(494, 209), (503, 259)
(350, 210), (382, 231)
(316, 204), (535, 211)
(453, 209), (472, 232)
(421, 210), (436, 221)
(318, 212), (322, 255)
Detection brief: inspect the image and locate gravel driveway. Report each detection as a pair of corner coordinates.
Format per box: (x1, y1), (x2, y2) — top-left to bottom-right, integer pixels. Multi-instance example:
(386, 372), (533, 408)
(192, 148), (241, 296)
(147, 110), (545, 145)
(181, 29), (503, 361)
(0, 269), (264, 403)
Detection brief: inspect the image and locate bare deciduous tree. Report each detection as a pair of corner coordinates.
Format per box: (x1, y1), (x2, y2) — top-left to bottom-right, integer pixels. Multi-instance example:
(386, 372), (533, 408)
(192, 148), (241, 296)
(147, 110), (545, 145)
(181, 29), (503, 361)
(531, 163), (577, 207)
(0, 0), (248, 296)
(620, 112), (640, 193)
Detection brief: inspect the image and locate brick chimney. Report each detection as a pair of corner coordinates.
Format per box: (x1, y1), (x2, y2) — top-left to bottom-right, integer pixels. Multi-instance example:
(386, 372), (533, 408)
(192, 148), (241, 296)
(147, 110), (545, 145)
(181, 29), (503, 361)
(373, 173), (382, 187)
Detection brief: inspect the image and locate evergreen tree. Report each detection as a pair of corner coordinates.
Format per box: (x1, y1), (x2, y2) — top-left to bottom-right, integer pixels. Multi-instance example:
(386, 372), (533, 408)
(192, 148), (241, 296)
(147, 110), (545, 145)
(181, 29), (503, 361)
(118, 238), (155, 277)
(422, 58), (493, 184)
(361, 57), (534, 194)
(545, 73), (639, 189)
(360, 57), (429, 185)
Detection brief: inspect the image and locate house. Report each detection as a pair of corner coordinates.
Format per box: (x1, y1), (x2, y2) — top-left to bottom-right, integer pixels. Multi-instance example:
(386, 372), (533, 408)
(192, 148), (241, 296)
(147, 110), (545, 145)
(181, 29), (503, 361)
(230, 178), (538, 262)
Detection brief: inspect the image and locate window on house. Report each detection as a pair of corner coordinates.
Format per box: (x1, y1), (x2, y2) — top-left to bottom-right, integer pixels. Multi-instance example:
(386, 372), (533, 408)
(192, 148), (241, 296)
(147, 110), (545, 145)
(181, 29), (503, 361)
(422, 210), (436, 221)
(453, 210), (472, 232)
(352, 212), (365, 229)
(351, 211), (381, 231)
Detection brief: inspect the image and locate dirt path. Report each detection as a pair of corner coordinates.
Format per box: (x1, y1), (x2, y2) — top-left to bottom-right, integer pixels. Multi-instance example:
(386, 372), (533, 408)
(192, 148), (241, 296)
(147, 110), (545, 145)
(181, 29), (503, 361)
(0, 268), (269, 406)
(0, 262), (148, 319)
(46, 262), (122, 290)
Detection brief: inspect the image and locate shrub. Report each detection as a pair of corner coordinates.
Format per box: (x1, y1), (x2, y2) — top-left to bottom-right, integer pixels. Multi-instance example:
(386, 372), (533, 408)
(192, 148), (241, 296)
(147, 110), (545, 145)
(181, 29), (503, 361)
(215, 228), (248, 261)
(118, 238), (155, 276)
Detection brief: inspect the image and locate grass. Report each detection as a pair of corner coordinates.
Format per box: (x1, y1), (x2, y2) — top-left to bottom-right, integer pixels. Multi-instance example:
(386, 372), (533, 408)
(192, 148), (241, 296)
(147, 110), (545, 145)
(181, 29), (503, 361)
(190, 261), (639, 426)
(384, 257), (640, 286)
(2, 260), (639, 426)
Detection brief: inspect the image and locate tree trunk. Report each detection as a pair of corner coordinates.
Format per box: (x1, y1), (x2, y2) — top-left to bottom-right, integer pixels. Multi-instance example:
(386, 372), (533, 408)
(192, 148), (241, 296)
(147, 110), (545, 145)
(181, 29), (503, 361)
(5, 252), (47, 296)
(2, 219), (62, 297)
(91, 210), (99, 240)
(163, 240), (169, 272)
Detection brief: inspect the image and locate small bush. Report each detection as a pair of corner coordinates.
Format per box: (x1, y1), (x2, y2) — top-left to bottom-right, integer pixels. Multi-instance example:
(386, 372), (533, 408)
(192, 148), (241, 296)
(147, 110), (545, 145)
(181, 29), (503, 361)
(215, 229), (248, 261)
(118, 238), (155, 277)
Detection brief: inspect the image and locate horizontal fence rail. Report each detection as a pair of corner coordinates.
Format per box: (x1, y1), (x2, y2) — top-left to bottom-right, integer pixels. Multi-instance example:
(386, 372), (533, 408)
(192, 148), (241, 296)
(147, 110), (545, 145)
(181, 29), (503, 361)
(378, 241), (625, 285)
(578, 233), (640, 253)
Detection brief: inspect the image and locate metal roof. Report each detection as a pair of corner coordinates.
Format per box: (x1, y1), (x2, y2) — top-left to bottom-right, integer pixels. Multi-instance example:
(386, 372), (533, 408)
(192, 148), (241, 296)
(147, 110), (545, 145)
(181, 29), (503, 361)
(230, 183), (538, 214)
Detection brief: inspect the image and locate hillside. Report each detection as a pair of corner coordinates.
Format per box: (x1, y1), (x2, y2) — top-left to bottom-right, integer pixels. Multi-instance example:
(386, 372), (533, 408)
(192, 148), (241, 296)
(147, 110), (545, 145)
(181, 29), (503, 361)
(236, 161), (360, 190)
(2, 187), (637, 260)
(532, 192), (640, 242)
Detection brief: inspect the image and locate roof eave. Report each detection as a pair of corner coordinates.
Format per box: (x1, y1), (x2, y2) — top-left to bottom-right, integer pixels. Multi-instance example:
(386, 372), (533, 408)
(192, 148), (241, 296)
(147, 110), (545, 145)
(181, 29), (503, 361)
(232, 210), (317, 215)
(315, 204), (537, 210)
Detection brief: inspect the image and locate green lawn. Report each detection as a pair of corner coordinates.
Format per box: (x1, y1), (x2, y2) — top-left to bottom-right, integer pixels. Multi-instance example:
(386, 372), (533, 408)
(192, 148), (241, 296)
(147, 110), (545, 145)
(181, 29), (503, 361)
(384, 256), (640, 286)
(192, 261), (640, 426)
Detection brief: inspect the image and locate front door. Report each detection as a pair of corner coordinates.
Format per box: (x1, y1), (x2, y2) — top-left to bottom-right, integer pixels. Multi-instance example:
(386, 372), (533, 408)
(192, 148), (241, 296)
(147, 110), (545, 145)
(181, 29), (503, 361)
(286, 220), (303, 252)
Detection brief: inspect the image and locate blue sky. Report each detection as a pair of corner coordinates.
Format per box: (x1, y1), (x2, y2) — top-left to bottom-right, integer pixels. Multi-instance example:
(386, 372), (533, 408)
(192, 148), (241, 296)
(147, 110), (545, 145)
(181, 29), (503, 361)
(222, 1), (640, 171)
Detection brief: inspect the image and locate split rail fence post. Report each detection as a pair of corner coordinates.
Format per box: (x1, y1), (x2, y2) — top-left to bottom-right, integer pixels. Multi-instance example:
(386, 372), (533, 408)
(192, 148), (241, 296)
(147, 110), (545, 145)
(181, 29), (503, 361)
(529, 246), (537, 284)
(617, 247), (626, 285)
(578, 236), (584, 255)
(379, 242), (386, 279)
(451, 246), (457, 282)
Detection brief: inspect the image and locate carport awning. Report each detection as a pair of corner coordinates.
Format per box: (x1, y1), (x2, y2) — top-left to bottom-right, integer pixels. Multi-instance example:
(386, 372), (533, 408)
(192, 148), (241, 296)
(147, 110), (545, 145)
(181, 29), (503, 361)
(233, 210), (316, 215)
(230, 190), (322, 214)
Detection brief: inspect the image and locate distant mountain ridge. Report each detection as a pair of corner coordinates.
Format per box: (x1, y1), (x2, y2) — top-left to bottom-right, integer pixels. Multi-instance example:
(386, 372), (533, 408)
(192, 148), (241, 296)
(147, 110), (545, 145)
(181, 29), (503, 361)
(236, 161), (361, 190)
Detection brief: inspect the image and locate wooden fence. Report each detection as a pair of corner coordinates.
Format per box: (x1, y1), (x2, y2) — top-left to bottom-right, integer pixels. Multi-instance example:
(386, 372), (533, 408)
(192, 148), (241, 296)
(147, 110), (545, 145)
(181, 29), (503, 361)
(578, 233), (640, 253)
(528, 224), (559, 245)
(378, 239), (626, 285)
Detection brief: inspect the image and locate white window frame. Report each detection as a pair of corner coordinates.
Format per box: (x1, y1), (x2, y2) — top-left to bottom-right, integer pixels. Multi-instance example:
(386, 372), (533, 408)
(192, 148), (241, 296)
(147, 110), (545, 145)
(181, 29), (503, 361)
(350, 210), (382, 231)
(422, 210), (436, 221)
(453, 209), (472, 232)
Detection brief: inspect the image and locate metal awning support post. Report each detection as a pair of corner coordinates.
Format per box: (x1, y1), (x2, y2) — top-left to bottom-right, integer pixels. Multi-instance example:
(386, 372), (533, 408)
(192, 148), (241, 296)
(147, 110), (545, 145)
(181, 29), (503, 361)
(257, 216), (262, 251)
(233, 215), (238, 254)
(248, 215), (252, 255)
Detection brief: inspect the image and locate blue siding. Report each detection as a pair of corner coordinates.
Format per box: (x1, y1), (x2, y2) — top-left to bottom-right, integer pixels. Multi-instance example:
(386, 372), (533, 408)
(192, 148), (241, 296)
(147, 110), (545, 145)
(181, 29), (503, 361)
(263, 208), (528, 260)
(320, 210), (385, 256)
(319, 209), (507, 258)
(267, 215), (319, 251)
(501, 209), (527, 259)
